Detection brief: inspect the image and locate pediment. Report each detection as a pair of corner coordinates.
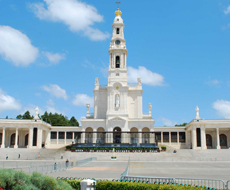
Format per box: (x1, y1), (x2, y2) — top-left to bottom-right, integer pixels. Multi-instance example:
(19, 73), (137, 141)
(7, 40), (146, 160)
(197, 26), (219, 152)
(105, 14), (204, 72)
(109, 116), (126, 122)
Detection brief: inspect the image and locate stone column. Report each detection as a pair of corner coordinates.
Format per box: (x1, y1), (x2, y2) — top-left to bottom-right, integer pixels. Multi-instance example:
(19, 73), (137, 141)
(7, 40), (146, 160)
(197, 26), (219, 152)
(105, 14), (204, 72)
(169, 132), (171, 145)
(57, 132), (59, 144)
(201, 126), (206, 149)
(37, 128), (42, 148)
(81, 132), (85, 143)
(2, 127), (5, 148)
(161, 132), (163, 144)
(14, 128), (18, 148)
(192, 127), (196, 149)
(93, 130), (97, 143)
(64, 131), (66, 145)
(216, 128), (220, 149)
(150, 133), (154, 143)
(138, 130), (142, 144)
(45, 131), (50, 148)
(110, 132), (113, 143)
(29, 127), (33, 148)
(72, 132), (75, 143)
(127, 133), (130, 144)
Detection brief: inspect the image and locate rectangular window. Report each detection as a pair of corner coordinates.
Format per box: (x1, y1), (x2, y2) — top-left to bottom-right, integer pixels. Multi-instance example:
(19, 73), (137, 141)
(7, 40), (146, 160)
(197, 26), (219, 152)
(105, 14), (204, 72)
(59, 132), (64, 139)
(67, 132), (72, 139)
(155, 132), (161, 142)
(163, 132), (169, 143)
(33, 128), (37, 146)
(179, 132), (186, 143)
(171, 132), (177, 143)
(196, 128), (200, 146)
(116, 28), (120, 34)
(51, 132), (57, 139)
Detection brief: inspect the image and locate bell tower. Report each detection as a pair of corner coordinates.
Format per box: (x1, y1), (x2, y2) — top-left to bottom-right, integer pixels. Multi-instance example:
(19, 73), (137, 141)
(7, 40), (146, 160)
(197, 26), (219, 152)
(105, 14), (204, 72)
(108, 7), (128, 86)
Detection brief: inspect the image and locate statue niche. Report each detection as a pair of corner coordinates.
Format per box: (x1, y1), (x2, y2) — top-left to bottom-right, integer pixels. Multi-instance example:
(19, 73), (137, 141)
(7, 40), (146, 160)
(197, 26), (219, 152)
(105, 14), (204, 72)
(115, 94), (120, 108)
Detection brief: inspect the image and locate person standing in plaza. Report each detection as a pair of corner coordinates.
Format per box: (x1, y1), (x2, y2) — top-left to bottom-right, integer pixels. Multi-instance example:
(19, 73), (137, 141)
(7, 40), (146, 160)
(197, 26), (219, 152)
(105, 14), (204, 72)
(18, 154), (20, 159)
(54, 162), (57, 170)
(61, 153), (63, 159)
(6, 154), (8, 160)
(66, 159), (69, 169)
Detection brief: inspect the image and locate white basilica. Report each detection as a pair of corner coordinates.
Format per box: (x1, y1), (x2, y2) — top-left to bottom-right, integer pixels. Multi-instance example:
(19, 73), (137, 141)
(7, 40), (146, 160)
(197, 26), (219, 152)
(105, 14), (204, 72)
(0, 8), (230, 150)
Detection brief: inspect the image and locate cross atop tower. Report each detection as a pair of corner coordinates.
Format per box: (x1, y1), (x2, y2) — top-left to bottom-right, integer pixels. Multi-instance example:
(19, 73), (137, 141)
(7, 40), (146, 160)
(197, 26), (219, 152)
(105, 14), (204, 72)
(116, 1), (121, 9)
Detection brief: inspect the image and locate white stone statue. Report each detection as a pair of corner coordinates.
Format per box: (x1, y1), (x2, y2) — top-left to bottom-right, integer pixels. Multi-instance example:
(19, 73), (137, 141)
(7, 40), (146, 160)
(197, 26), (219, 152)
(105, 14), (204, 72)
(148, 103), (152, 115)
(137, 78), (141, 85)
(95, 78), (99, 85)
(115, 94), (120, 108)
(195, 106), (200, 119)
(34, 106), (39, 120)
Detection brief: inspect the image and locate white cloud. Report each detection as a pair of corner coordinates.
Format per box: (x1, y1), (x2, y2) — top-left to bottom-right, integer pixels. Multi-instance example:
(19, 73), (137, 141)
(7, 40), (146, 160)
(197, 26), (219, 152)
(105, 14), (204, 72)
(213, 100), (230, 118)
(160, 117), (177, 126)
(43, 51), (65, 64)
(0, 89), (21, 113)
(0, 25), (39, 66)
(47, 99), (54, 106)
(29, 0), (109, 41)
(82, 60), (95, 69)
(128, 66), (165, 86)
(72, 94), (93, 106)
(205, 80), (221, 86)
(224, 6), (230, 14)
(46, 105), (60, 114)
(42, 84), (68, 100)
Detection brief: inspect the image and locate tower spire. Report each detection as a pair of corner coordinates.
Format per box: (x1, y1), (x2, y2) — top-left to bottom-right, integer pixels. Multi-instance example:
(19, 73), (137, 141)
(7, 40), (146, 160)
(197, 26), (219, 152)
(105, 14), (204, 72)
(116, 1), (121, 9)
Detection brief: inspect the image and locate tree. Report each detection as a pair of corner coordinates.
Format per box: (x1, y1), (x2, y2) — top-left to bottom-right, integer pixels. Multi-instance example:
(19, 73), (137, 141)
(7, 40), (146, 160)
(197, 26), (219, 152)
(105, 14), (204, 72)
(16, 114), (23, 119)
(175, 122), (187, 127)
(16, 111), (33, 119)
(68, 116), (79, 126)
(22, 111), (33, 119)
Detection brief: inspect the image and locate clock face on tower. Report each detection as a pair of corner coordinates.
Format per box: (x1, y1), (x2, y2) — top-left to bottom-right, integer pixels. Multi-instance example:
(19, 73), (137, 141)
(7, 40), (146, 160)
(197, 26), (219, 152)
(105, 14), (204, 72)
(115, 40), (120, 45)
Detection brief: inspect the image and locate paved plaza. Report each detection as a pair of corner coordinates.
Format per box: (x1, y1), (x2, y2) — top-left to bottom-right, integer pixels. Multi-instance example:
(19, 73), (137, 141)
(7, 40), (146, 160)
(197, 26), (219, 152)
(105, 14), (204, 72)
(1, 148), (230, 182)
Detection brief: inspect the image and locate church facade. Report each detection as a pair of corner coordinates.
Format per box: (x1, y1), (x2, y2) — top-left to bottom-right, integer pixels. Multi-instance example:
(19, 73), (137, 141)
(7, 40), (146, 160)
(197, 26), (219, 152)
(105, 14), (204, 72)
(0, 8), (230, 150)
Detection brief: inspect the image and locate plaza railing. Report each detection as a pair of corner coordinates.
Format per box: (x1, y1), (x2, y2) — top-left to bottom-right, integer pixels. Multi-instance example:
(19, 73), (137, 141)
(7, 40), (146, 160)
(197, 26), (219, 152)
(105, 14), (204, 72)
(174, 177), (225, 190)
(120, 160), (130, 180)
(120, 175), (225, 189)
(10, 161), (74, 174)
(76, 157), (97, 166)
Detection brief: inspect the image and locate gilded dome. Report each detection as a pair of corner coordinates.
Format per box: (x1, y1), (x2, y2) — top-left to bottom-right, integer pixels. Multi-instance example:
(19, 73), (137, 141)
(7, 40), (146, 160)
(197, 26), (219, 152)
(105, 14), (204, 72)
(115, 9), (122, 16)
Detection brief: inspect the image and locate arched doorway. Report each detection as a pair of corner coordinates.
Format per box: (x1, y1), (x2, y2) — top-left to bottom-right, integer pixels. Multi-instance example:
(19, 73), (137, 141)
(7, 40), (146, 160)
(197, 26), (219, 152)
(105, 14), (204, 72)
(25, 134), (29, 146)
(130, 127), (138, 144)
(11, 133), (19, 146)
(113, 127), (121, 143)
(142, 127), (150, 144)
(220, 134), (227, 148)
(85, 127), (93, 143)
(97, 127), (105, 144)
(206, 134), (212, 148)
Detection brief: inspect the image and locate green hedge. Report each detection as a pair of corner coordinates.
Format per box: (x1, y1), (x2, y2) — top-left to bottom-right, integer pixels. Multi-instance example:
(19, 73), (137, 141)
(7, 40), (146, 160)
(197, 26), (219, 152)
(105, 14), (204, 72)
(161, 146), (166, 150)
(0, 169), (74, 190)
(71, 147), (160, 151)
(64, 180), (208, 190)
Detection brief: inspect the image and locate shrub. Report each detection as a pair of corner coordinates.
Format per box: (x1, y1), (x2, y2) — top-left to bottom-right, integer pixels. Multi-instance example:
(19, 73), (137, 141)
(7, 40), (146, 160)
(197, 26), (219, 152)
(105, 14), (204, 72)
(66, 146), (71, 149)
(161, 146), (166, 150)
(0, 169), (74, 190)
(64, 179), (81, 190)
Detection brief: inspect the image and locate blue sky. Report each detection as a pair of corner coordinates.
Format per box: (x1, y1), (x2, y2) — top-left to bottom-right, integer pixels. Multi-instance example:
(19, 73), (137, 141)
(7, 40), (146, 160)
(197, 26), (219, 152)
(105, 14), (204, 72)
(0, 0), (230, 126)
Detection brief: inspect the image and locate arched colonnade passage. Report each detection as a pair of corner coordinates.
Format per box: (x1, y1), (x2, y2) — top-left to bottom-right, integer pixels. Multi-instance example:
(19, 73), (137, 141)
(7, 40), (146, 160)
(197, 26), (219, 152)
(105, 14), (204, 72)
(206, 133), (228, 149)
(76, 126), (157, 147)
